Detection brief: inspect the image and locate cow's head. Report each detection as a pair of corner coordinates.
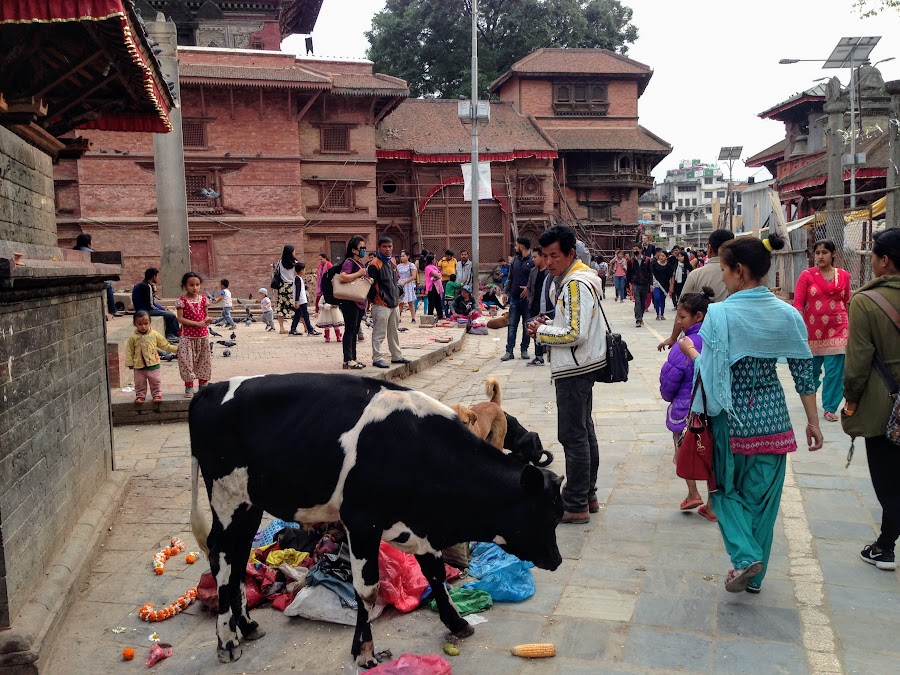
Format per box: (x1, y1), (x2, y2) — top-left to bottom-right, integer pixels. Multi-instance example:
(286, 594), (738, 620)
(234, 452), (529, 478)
(498, 464), (564, 571)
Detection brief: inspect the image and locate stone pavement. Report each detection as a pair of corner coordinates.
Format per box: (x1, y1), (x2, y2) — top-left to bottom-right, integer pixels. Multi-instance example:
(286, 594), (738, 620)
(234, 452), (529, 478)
(46, 298), (899, 673)
(109, 311), (458, 403)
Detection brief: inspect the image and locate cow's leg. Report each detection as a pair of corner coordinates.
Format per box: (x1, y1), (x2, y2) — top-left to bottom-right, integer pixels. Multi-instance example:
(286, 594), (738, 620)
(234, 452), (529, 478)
(207, 516), (242, 663)
(415, 552), (474, 638)
(227, 504), (265, 641)
(345, 526), (382, 669)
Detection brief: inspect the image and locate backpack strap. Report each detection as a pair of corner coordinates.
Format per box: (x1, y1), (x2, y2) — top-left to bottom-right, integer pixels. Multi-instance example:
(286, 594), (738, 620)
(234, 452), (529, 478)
(860, 290), (900, 332)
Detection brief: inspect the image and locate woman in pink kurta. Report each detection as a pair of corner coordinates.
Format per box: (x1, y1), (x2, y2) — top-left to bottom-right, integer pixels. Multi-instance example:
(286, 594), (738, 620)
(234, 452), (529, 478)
(792, 239), (851, 421)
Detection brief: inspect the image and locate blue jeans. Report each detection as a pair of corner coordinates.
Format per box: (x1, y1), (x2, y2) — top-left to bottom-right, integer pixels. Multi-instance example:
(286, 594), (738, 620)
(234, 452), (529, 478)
(505, 297), (531, 354)
(652, 287), (667, 317)
(150, 308), (180, 339)
(613, 276), (627, 301)
(222, 306), (237, 328)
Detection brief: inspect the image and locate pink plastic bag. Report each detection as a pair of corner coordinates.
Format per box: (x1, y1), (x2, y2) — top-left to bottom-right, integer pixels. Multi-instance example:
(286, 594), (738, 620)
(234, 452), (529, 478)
(367, 653), (452, 675)
(378, 543), (429, 612)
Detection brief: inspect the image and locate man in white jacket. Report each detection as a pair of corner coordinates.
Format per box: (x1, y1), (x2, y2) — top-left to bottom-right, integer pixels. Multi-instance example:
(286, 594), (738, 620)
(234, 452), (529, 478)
(529, 226), (607, 524)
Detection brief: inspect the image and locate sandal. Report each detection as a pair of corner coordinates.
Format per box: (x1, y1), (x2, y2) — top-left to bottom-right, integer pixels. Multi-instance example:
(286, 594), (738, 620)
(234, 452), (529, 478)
(184, 387), (195, 399)
(680, 497), (703, 511)
(698, 504), (717, 522)
(134, 396), (145, 404)
(724, 561), (764, 593)
(824, 411), (839, 422)
(343, 361), (366, 370)
(152, 395), (163, 403)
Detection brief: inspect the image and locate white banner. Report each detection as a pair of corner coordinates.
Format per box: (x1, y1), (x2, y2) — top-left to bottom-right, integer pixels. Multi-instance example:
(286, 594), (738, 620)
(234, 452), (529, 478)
(461, 162), (492, 201)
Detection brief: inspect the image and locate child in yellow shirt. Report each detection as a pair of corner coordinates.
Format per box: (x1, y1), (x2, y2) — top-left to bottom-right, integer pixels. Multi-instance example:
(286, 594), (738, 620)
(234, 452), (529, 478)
(126, 310), (178, 403)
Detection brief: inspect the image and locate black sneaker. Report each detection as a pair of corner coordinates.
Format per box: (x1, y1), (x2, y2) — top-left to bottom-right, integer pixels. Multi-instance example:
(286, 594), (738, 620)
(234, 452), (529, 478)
(860, 543), (896, 570)
(527, 357), (544, 366)
(500, 352), (515, 362)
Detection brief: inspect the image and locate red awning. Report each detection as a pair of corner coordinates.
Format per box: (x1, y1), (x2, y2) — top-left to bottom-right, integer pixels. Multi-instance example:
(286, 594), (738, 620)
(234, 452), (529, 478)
(0, 0), (173, 133)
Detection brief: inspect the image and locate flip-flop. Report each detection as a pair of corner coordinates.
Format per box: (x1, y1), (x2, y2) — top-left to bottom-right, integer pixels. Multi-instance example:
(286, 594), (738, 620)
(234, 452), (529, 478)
(680, 497), (703, 511)
(698, 504), (718, 522)
(725, 561), (764, 593)
(824, 411), (839, 422)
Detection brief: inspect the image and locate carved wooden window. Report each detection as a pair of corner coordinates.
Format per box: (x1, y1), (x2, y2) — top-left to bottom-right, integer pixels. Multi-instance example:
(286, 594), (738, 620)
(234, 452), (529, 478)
(321, 126), (350, 153)
(553, 80), (608, 116)
(320, 182), (353, 210)
(516, 175), (544, 213)
(182, 120), (207, 149)
(588, 203), (612, 221)
(186, 173), (214, 207)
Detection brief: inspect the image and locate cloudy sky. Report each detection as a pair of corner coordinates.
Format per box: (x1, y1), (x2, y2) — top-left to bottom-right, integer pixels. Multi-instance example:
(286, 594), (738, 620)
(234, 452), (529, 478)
(283, 0), (900, 181)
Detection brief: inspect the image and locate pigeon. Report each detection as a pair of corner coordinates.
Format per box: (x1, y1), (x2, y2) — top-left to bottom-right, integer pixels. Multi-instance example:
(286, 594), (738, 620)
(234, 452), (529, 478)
(222, 349), (232, 357)
(209, 343), (214, 353)
(209, 328), (222, 337)
(230, 332), (236, 341)
(192, 187), (220, 200)
(243, 318), (252, 326)
(216, 340), (237, 347)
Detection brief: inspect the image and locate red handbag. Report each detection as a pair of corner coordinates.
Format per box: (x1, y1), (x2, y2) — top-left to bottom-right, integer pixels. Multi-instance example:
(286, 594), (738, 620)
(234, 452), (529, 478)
(676, 375), (717, 492)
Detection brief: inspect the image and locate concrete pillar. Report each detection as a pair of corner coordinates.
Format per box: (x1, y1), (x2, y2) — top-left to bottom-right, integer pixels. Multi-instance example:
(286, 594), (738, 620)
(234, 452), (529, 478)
(147, 13), (190, 297)
(886, 80), (900, 229)
(823, 85), (848, 215)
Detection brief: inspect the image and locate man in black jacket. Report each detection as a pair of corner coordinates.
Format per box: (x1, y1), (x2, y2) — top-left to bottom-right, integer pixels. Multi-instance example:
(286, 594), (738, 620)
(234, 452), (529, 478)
(626, 245), (652, 328)
(132, 268), (179, 341)
(501, 236), (535, 361)
(526, 246), (549, 366)
(367, 237), (409, 368)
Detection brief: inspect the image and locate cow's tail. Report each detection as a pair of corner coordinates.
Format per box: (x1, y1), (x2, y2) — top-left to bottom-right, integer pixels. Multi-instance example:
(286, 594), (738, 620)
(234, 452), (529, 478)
(485, 376), (502, 405)
(190, 456), (211, 556)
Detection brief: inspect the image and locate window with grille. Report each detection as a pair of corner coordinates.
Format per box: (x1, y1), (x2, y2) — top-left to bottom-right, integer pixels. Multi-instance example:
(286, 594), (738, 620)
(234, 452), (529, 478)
(182, 120), (207, 149)
(553, 80), (608, 116)
(186, 173), (213, 207)
(321, 126), (350, 153)
(320, 182), (353, 210)
(588, 203), (612, 221)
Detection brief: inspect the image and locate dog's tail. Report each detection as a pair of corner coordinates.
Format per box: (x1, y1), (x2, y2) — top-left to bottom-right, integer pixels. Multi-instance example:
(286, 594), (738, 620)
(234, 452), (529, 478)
(485, 376), (502, 405)
(191, 456), (211, 556)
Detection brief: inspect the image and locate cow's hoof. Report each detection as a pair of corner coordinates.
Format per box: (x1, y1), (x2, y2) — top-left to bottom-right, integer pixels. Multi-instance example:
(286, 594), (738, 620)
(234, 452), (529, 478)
(452, 623), (475, 639)
(355, 655), (379, 669)
(243, 627), (266, 641)
(217, 643), (242, 663)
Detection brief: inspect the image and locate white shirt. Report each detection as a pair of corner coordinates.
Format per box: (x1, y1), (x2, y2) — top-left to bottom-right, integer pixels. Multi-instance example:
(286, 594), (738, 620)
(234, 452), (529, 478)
(293, 276), (308, 305)
(220, 288), (233, 308)
(260, 296), (272, 312)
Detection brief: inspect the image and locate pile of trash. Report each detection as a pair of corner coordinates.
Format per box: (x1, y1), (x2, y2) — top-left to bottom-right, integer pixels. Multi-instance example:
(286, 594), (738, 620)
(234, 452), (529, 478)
(197, 520), (538, 625)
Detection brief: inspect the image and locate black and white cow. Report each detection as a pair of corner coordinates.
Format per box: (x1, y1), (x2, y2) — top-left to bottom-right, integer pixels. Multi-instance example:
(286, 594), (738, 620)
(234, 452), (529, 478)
(189, 373), (563, 668)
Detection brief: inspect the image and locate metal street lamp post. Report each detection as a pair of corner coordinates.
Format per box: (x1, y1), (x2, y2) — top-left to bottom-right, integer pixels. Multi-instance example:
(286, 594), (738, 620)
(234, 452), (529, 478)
(718, 146), (742, 231)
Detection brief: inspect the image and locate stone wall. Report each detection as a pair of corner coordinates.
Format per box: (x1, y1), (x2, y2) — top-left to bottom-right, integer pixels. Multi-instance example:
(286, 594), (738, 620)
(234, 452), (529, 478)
(0, 284), (113, 627)
(0, 125), (56, 248)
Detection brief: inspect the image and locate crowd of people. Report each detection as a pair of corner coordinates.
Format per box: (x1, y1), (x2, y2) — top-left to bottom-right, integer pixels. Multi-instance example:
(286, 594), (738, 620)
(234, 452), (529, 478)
(102, 219), (900, 582)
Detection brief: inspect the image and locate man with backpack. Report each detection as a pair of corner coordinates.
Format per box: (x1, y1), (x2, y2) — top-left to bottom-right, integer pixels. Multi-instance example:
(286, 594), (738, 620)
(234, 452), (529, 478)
(367, 236), (410, 368)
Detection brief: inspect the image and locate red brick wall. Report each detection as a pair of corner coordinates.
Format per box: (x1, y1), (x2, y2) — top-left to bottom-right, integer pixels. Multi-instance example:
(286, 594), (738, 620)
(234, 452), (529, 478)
(501, 77), (639, 120)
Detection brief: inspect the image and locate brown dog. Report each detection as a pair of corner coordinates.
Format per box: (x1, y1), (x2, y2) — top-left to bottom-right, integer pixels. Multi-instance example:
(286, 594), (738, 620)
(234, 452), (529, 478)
(452, 377), (508, 450)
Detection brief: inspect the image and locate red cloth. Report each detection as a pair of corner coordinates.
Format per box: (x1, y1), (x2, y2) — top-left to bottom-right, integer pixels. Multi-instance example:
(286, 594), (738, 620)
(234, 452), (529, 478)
(792, 268), (851, 355)
(378, 542), (460, 613)
(176, 295), (209, 337)
(0, 0), (125, 21)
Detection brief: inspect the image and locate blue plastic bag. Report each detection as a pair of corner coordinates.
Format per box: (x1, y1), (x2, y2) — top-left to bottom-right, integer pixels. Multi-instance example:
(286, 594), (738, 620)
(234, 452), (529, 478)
(462, 543), (535, 602)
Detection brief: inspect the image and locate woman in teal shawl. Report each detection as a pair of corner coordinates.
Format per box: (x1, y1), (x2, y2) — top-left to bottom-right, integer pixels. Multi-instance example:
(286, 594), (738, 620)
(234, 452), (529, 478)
(679, 234), (823, 593)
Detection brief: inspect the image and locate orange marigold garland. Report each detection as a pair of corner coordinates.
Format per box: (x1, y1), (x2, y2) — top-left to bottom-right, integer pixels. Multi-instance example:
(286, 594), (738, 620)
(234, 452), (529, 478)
(139, 588), (198, 622)
(152, 537), (186, 575)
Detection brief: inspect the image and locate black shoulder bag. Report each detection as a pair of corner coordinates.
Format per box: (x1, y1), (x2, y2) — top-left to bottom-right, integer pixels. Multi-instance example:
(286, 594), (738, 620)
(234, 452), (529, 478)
(596, 300), (634, 383)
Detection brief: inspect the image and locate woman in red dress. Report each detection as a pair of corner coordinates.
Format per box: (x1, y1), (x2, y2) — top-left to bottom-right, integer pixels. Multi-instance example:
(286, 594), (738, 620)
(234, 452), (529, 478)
(792, 239), (851, 422)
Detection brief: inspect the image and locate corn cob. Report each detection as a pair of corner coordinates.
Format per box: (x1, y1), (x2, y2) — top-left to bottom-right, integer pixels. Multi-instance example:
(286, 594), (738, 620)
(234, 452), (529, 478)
(510, 643), (556, 658)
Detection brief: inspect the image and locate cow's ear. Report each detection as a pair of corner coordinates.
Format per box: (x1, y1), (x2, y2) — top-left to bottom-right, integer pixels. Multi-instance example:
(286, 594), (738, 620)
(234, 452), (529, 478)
(520, 464), (544, 496)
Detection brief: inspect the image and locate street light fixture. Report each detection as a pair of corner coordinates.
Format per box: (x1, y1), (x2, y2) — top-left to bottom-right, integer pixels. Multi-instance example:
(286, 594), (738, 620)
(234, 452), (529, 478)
(718, 146), (742, 231)
(780, 36), (881, 209)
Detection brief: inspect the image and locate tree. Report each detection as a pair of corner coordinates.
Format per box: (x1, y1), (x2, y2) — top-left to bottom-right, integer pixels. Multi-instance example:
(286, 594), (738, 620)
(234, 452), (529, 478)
(853, 0), (900, 16)
(365, 0), (639, 98)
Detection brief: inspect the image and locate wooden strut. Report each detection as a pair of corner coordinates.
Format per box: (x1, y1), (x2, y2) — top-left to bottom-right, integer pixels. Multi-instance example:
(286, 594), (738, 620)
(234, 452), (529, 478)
(296, 91), (321, 122)
(33, 52), (105, 100)
(52, 74), (120, 120)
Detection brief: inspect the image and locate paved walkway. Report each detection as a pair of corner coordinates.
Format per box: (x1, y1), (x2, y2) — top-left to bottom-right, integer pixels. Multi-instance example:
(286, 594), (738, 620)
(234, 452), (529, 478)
(109, 311), (457, 402)
(48, 298), (899, 673)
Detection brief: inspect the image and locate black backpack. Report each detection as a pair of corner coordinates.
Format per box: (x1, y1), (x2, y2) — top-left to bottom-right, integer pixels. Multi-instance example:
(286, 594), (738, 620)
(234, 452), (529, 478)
(320, 264), (342, 305)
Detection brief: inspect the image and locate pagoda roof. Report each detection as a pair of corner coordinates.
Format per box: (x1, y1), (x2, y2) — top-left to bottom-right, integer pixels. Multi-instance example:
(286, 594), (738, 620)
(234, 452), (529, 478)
(376, 99), (556, 163)
(759, 84), (826, 120)
(489, 48), (654, 95)
(546, 125), (671, 154)
(778, 131), (889, 194)
(745, 138), (788, 167)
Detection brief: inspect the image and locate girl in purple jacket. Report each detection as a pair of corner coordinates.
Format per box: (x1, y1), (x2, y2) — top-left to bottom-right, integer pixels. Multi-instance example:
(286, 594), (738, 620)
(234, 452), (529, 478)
(660, 287), (716, 521)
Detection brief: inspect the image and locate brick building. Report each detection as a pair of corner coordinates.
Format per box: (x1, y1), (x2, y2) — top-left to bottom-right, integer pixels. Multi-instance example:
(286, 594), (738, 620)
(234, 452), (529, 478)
(489, 48), (671, 251)
(375, 99), (557, 264)
(57, 47), (407, 295)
